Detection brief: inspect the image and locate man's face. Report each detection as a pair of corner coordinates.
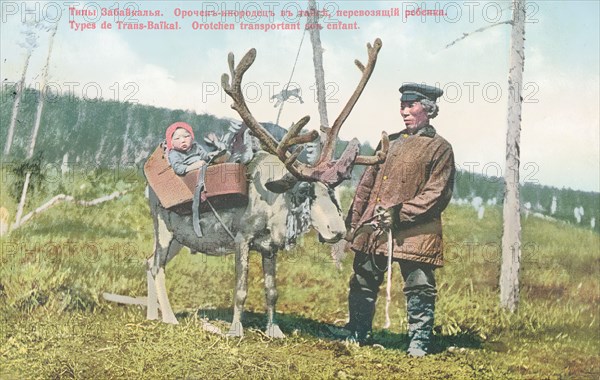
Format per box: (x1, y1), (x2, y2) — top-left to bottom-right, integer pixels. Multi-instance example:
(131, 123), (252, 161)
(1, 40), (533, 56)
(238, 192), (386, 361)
(171, 128), (193, 152)
(400, 101), (429, 131)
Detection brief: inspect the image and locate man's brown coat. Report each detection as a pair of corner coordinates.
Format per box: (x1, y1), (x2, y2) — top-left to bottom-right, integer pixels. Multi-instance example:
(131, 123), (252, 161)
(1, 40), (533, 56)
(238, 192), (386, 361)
(347, 125), (455, 267)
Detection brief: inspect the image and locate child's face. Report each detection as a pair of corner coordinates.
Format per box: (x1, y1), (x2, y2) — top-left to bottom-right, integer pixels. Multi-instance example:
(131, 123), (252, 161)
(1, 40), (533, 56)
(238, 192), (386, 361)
(171, 128), (193, 152)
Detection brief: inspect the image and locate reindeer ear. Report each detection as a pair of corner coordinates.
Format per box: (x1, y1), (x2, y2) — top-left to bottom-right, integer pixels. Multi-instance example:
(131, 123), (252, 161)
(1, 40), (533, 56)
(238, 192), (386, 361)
(265, 173), (298, 193)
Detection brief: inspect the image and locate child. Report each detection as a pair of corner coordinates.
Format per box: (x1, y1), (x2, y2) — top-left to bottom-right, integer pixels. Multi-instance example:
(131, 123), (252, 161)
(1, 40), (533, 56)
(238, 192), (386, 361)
(165, 121), (209, 237)
(165, 122), (208, 175)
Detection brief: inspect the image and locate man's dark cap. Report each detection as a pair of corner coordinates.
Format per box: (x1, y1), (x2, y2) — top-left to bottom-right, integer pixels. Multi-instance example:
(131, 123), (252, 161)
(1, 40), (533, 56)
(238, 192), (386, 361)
(399, 83), (443, 102)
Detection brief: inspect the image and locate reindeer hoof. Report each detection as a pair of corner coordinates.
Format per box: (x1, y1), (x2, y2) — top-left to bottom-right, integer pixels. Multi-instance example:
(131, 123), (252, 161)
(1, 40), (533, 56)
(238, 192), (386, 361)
(162, 316), (179, 325)
(202, 321), (223, 336)
(226, 322), (244, 337)
(266, 324), (285, 339)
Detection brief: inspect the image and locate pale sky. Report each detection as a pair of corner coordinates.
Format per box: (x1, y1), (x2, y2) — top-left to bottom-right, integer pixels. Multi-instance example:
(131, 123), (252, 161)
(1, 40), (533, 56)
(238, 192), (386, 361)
(1, 1), (599, 192)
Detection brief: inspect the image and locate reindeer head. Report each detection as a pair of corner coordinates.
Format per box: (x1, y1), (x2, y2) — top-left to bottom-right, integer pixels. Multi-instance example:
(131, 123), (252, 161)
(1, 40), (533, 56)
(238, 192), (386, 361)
(222, 39), (389, 244)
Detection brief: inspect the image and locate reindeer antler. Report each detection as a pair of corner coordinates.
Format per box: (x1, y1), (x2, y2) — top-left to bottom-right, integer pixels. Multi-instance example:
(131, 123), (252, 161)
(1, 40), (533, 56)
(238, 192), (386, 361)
(222, 39), (388, 187)
(318, 38), (388, 167)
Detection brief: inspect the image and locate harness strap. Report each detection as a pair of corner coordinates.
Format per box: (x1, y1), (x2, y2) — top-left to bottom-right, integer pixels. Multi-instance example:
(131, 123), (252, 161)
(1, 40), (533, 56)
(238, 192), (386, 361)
(206, 198), (236, 241)
(192, 165), (207, 237)
(384, 229), (393, 329)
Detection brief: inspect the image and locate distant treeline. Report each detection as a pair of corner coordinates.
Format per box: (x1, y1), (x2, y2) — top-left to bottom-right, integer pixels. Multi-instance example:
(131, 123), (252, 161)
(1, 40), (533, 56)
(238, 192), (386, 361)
(1, 87), (598, 232)
(454, 170), (599, 232)
(0, 87), (230, 165)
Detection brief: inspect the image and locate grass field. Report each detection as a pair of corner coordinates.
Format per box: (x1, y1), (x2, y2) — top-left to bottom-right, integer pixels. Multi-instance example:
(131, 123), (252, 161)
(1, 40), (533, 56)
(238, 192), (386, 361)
(0, 173), (598, 379)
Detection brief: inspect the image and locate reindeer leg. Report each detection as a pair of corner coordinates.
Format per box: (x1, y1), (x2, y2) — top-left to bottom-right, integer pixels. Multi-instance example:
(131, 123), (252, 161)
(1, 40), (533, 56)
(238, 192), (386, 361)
(147, 220), (164, 322)
(227, 236), (249, 337)
(155, 239), (183, 324)
(263, 252), (285, 338)
(146, 211), (166, 321)
(146, 258), (159, 320)
(147, 213), (181, 324)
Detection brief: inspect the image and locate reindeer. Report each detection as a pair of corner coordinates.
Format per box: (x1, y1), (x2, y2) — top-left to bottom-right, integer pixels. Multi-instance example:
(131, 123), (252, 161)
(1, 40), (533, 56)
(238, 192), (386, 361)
(145, 39), (388, 338)
(271, 87), (304, 108)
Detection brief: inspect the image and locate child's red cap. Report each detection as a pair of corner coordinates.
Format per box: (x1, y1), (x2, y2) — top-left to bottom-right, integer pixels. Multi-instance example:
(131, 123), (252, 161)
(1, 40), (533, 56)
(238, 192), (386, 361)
(165, 122), (194, 150)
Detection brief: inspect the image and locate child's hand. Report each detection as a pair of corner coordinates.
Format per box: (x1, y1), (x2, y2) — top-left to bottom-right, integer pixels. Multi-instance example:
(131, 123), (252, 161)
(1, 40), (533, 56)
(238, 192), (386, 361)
(185, 160), (207, 172)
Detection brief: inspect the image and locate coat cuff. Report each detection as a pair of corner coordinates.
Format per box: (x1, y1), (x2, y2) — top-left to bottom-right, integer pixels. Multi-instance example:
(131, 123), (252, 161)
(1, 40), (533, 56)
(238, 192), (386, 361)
(392, 203), (403, 228)
(394, 203), (418, 226)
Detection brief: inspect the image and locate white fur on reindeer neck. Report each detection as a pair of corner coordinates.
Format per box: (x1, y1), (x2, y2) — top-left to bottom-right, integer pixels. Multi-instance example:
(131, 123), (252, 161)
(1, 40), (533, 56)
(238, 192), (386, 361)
(285, 182), (314, 250)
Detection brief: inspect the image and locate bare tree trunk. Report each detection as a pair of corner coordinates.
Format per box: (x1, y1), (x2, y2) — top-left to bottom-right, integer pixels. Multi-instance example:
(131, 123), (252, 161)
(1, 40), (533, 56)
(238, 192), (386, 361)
(307, 0), (328, 161)
(14, 190), (129, 229)
(500, 0), (526, 312)
(14, 172), (32, 228)
(4, 52), (32, 156)
(13, 24), (58, 228)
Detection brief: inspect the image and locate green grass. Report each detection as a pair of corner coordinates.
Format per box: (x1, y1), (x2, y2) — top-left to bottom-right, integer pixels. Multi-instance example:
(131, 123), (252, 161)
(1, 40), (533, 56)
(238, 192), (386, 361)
(1, 175), (599, 379)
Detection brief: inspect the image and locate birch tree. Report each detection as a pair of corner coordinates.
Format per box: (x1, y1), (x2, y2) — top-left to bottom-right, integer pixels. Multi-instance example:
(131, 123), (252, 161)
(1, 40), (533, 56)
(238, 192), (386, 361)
(500, 0), (526, 312)
(306, 0), (328, 164)
(13, 22), (59, 229)
(307, 0), (329, 131)
(445, 0), (526, 312)
(3, 18), (47, 156)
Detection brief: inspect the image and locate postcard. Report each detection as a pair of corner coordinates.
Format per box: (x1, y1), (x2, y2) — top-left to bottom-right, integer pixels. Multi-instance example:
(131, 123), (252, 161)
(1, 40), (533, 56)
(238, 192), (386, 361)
(1, 1), (598, 378)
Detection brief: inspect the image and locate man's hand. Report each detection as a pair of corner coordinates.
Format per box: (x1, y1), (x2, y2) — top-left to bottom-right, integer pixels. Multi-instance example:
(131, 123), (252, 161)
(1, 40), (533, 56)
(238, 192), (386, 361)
(344, 228), (356, 242)
(374, 205), (393, 229)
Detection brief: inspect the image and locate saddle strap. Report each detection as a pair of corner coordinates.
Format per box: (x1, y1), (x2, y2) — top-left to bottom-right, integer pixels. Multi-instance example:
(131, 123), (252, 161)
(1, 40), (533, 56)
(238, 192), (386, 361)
(205, 199), (236, 241)
(192, 165), (207, 237)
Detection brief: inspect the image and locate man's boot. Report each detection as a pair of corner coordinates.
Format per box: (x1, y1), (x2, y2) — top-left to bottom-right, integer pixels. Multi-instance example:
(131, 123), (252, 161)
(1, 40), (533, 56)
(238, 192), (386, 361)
(406, 293), (435, 357)
(345, 291), (375, 345)
(401, 262), (437, 357)
(328, 251), (384, 345)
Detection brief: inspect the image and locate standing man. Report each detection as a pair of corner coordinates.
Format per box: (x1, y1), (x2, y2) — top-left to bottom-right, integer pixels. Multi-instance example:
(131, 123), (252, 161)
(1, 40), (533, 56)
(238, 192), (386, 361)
(338, 83), (455, 357)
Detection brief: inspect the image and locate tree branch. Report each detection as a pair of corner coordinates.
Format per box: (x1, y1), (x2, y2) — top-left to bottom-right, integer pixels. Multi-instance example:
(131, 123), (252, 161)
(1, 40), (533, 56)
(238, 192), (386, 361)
(11, 190), (129, 230)
(443, 20), (512, 50)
